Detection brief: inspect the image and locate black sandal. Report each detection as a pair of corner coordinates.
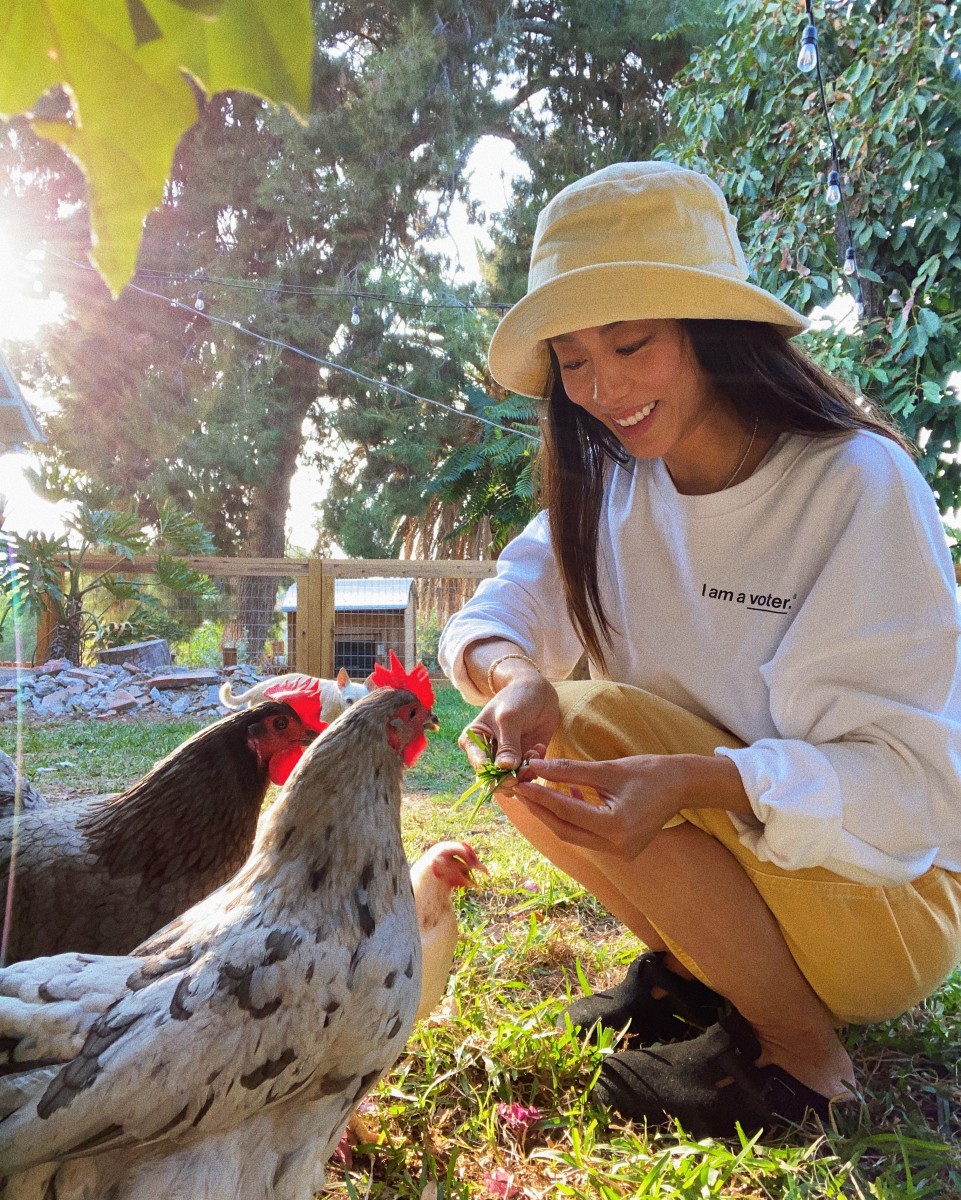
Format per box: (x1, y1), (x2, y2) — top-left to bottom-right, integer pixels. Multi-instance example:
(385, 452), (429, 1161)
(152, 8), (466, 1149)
(560, 952), (726, 1047)
(592, 1008), (833, 1139)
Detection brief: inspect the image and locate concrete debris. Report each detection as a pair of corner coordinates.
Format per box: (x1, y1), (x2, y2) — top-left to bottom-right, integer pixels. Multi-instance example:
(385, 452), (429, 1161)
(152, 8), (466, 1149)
(0, 661), (272, 723)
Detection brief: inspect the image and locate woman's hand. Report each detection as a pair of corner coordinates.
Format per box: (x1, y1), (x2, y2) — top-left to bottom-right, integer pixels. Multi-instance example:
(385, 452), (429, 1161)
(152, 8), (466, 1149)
(458, 675), (560, 771)
(507, 754), (696, 860)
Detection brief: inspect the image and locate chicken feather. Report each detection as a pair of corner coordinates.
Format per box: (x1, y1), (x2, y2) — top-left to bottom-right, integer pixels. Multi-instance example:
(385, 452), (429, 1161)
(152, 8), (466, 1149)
(0, 686), (436, 1200)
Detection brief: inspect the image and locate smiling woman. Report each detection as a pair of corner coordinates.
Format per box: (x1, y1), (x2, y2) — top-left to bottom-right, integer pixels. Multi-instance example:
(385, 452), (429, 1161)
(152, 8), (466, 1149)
(548, 319), (772, 496)
(438, 160), (961, 1142)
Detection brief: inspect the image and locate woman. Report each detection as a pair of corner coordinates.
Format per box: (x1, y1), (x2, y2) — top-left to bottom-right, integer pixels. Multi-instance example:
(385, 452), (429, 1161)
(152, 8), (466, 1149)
(438, 161), (961, 1138)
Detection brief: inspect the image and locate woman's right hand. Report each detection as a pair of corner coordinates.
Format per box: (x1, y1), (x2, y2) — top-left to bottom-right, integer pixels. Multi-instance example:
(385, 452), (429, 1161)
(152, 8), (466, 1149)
(458, 674), (560, 772)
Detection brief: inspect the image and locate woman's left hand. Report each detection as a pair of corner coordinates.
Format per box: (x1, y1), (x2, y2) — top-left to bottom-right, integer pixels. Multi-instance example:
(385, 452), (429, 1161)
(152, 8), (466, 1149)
(508, 754), (695, 860)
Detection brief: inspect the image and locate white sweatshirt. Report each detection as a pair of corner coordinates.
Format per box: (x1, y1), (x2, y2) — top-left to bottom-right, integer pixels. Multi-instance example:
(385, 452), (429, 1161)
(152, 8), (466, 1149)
(439, 430), (961, 887)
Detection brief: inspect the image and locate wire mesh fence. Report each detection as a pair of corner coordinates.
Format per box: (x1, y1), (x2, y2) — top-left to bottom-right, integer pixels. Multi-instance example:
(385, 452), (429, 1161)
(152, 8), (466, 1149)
(5, 556), (495, 677)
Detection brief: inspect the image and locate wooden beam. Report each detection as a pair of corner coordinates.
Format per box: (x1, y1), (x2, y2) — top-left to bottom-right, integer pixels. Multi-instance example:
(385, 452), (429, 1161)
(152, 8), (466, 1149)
(320, 559), (495, 580)
(80, 554), (310, 578)
(319, 566), (335, 678)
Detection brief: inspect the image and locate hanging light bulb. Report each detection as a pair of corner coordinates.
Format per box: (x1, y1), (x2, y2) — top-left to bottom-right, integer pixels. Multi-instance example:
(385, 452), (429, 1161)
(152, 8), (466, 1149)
(843, 247), (857, 277)
(797, 23), (818, 73)
(194, 292), (205, 312)
(825, 169), (842, 206)
(888, 288), (903, 307)
(350, 298), (361, 326)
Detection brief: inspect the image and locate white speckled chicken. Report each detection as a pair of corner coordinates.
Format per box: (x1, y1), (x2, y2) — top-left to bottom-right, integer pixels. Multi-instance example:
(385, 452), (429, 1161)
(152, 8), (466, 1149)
(0, 670), (437, 1200)
(0, 698), (322, 964)
(410, 842), (486, 1023)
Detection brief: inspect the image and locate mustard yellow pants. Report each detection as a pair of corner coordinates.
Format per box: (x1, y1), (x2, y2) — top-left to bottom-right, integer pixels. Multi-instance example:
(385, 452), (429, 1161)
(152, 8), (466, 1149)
(549, 680), (961, 1026)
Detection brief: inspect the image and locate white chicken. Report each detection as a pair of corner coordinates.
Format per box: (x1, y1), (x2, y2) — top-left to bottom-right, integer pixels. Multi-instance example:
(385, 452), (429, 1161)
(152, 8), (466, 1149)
(0, 679), (438, 1200)
(333, 841), (486, 1162)
(410, 841), (486, 1023)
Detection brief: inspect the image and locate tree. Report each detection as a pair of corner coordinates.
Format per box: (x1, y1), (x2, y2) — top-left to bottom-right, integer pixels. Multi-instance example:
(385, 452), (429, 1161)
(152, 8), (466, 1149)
(426, 0), (727, 550)
(661, 0), (961, 510)
(3, 0), (737, 583)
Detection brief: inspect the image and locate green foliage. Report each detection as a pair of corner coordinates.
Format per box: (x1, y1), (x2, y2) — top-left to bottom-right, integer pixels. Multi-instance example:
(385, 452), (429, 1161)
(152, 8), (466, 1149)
(661, 0), (961, 511)
(427, 389), (540, 554)
(415, 611), (442, 672)
(172, 617), (226, 668)
(0, 0), (311, 294)
(456, 729), (529, 823)
(0, 490), (217, 664)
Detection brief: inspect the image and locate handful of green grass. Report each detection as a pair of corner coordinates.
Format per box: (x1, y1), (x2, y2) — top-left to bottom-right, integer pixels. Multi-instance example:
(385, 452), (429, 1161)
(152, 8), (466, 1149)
(456, 730), (529, 822)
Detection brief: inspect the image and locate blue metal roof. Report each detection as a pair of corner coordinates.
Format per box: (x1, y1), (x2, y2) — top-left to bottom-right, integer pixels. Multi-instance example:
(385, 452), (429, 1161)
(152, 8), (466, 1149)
(281, 577), (415, 612)
(0, 352), (44, 451)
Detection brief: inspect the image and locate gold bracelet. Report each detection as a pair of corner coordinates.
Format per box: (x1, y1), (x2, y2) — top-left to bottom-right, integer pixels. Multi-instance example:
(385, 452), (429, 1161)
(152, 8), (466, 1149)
(486, 652), (541, 694)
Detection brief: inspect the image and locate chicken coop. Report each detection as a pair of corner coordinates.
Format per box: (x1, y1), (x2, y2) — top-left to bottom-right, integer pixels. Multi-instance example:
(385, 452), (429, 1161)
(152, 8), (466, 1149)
(281, 577), (418, 676)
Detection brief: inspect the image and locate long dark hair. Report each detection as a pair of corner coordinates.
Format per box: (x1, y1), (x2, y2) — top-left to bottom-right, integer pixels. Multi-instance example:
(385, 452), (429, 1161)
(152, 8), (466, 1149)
(541, 318), (912, 669)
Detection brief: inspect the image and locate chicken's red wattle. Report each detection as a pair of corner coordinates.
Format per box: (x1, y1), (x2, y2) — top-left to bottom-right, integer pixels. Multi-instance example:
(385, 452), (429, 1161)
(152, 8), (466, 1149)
(268, 745), (306, 785)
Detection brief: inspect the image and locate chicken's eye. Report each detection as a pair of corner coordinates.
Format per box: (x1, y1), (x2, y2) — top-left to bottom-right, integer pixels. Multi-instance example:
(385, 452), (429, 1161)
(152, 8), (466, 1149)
(273, 716), (290, 731)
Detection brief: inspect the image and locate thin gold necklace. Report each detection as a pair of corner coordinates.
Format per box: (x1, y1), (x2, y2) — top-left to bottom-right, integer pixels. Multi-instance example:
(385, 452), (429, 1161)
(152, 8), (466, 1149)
(720, 416), (759, 490)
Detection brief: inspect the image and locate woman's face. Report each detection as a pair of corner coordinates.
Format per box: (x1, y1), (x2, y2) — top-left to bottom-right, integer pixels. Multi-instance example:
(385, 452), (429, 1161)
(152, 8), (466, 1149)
(549, 318), (746, 491)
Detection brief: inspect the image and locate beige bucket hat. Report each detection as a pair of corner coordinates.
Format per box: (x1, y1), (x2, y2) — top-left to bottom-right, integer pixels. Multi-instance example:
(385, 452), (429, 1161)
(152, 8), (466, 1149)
(487, 160), (809, 398)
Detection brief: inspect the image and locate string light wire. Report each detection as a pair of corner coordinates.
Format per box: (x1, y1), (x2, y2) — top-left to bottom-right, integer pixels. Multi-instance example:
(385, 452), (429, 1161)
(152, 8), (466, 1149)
(100, 265), (511, 312)
(47, 251), (540, 444)
(798, 0), (863, 311)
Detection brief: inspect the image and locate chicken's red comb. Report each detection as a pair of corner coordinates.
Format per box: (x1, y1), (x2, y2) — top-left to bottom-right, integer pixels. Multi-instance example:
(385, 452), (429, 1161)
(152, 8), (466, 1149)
(371, 650), (435, 709)
(262, 677), (327, 732)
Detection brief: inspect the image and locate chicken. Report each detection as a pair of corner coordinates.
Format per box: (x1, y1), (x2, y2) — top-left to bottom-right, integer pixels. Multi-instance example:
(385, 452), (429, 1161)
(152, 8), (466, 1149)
(0, 698), (322, 964)
(0, 679), (438, 1200)
(219, 667), (371, 723)
(411, 841), (486, 1023)
(334, 841), (486, 1159)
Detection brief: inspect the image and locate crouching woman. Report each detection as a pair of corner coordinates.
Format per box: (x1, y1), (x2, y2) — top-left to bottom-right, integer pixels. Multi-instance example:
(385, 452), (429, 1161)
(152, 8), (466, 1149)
(439, 161), (961, 1138)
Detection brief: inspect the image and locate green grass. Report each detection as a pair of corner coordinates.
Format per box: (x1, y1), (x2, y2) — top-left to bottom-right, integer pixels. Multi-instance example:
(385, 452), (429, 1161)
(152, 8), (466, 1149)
(3, 688), (960, 1197)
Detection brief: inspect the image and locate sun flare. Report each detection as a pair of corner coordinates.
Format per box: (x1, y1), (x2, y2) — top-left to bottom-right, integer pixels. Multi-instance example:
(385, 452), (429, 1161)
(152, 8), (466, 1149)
(0, 219), (63, 344)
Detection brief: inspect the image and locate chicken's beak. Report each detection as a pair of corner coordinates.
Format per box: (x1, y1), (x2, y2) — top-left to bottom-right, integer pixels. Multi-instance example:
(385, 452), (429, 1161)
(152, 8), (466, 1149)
(454, 850), (488, 889)
(425, 710), (440, 733)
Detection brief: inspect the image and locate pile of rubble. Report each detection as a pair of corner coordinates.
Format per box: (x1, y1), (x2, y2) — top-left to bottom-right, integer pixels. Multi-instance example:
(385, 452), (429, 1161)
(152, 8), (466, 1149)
(0, 658), (270, 722)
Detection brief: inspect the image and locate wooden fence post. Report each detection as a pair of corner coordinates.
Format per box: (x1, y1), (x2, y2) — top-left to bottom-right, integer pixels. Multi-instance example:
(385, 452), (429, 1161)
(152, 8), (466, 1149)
(298, 558), (316, 676)
(320, 567), (334, 678)
(299, 557), (335, 677)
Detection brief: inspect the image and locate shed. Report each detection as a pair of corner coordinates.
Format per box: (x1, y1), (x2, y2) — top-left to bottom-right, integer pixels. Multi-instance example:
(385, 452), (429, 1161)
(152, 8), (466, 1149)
(281, 577), (417, 677)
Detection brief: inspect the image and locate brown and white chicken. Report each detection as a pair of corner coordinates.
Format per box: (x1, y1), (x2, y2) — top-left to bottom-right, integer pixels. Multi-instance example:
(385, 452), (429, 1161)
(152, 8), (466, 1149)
(411, 841), (486, 1023)
(0, 680), (438, 1200)
(0, 699), (321, 964)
